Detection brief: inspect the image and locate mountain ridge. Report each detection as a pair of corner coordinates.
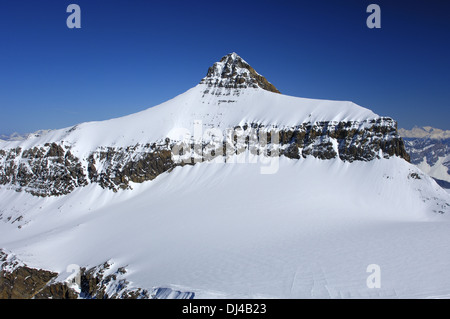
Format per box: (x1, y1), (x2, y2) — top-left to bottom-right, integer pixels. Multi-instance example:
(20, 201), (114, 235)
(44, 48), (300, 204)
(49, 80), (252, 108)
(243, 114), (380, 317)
(399, 126), (450, 140)
(0, 53), (410, 196)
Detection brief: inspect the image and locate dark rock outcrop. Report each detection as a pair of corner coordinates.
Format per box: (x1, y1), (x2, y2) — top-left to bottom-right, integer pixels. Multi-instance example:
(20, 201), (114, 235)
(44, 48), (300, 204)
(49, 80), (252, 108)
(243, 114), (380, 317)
(88, 145), (174, 191)
(200, 52), (281, 94)
(177, 118), (409, 163)
(0, 143), (87, 196)
(0, 250), (76, 299)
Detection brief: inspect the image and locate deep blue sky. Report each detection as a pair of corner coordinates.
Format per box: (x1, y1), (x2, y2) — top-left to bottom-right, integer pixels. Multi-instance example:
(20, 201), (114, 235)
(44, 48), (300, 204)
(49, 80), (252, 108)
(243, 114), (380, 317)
(0, 0), (449, 135)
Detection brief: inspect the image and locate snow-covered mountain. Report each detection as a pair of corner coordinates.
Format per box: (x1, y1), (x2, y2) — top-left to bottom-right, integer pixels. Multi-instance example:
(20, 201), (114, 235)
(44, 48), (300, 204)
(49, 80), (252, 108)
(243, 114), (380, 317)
(1, 53), (450, 299)
(0, 53), (409, 196)
(399, 127), (450, 187)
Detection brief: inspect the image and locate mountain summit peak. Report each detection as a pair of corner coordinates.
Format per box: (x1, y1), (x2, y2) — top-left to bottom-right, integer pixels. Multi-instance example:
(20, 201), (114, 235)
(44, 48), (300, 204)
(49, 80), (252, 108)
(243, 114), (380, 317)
(200, 53), (281, 94)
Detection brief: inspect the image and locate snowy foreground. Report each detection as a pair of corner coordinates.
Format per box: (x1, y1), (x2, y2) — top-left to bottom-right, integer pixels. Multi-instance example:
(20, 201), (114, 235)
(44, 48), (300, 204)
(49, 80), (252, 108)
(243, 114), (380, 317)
(1, 156), (449, 299)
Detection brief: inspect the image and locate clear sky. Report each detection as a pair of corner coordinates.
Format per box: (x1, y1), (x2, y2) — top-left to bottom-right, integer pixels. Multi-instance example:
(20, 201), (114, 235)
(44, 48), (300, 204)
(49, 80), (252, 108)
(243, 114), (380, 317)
(0, 0), (449, 135)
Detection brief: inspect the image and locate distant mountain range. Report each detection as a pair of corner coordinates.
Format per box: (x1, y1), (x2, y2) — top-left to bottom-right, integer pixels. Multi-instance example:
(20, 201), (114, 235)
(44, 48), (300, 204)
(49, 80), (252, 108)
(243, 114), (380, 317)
(399, 127), (450, 188)
(0, 130), (52, 142)
(398, 127), (450, 139)
(0, 132), (27, 141)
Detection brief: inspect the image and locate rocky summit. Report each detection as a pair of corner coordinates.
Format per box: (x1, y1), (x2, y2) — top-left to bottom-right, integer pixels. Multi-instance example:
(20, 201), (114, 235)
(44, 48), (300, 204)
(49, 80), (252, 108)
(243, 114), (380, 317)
(200, 52), (281, 94)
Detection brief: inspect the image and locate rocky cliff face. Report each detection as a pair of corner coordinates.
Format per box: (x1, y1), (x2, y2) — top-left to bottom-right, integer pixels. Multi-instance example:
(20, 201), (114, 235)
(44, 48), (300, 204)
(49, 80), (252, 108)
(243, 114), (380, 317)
(0, 143), (87, 196)
(0, 118), (409, 196)
(0, 250), (66, 299)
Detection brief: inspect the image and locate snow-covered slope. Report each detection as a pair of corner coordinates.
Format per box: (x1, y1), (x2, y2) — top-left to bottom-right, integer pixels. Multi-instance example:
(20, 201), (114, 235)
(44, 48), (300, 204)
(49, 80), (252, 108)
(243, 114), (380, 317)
(0, 156), (449, 298)
(0, 53), (449, 299)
